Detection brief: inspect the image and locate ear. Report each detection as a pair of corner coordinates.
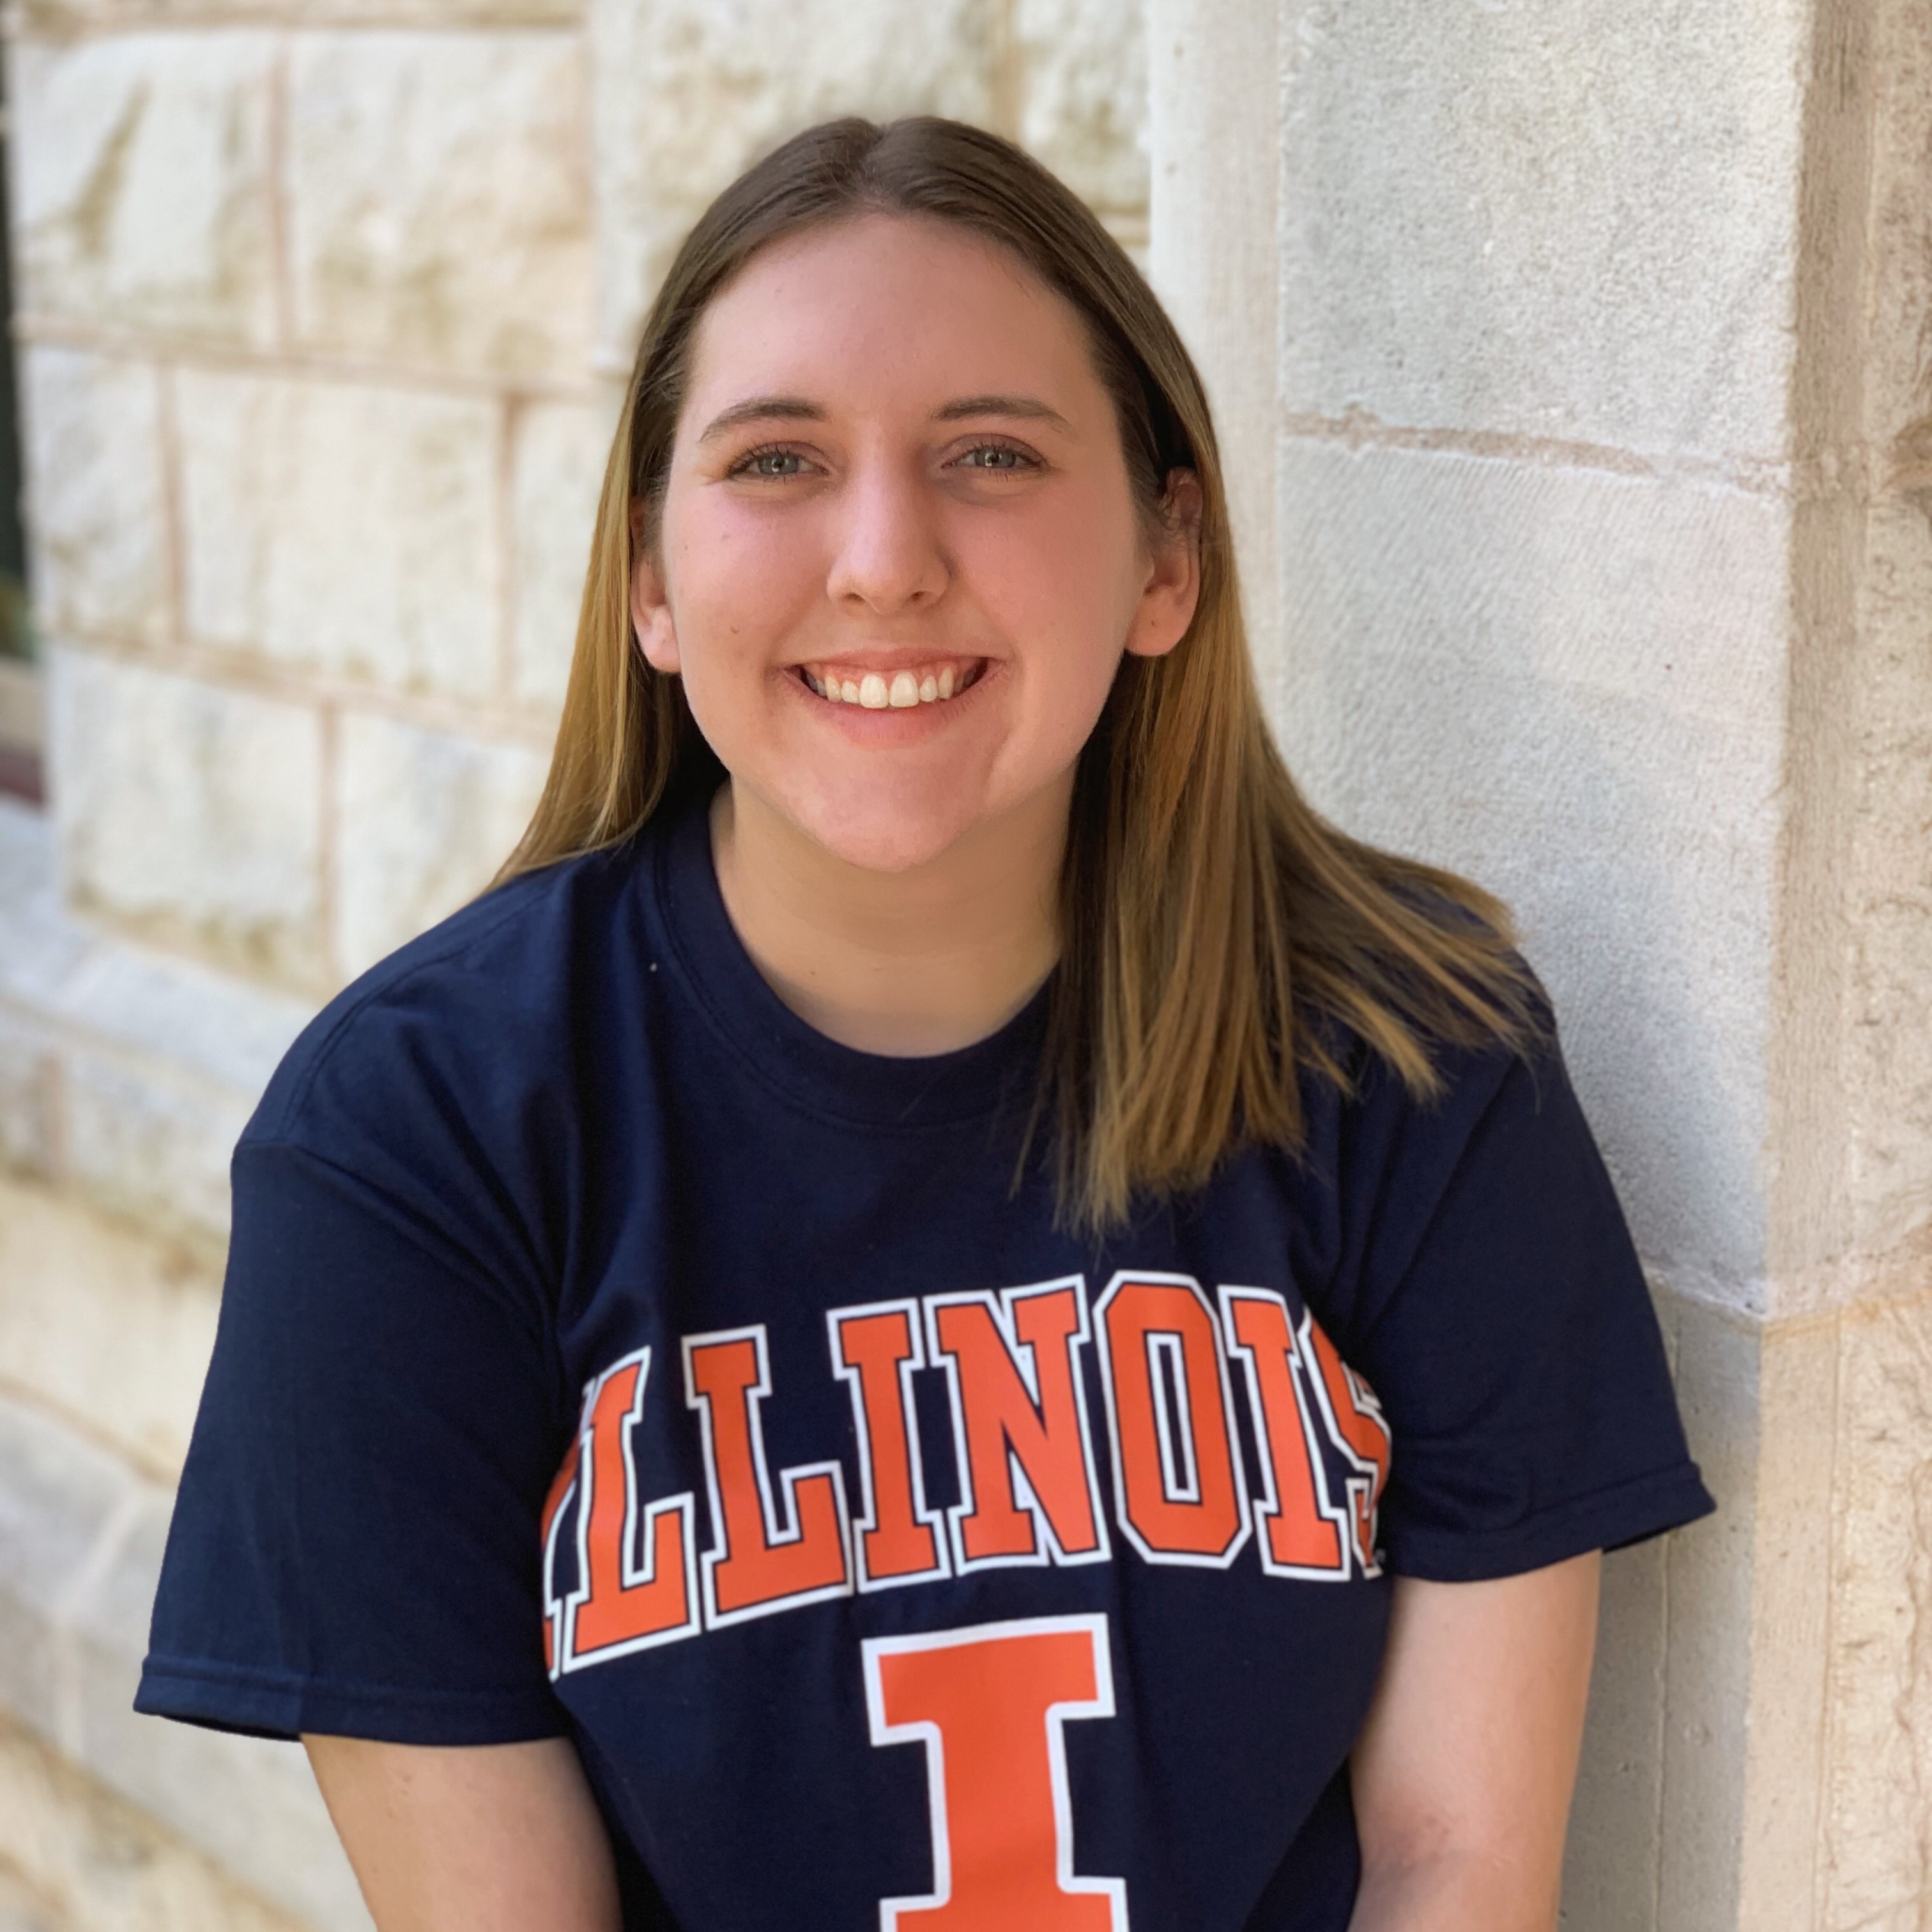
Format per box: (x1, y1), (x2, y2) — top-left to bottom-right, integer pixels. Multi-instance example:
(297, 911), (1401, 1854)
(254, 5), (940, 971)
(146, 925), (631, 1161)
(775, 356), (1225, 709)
(1123, 469), (1204, 660)
(628, 502), (681, 674)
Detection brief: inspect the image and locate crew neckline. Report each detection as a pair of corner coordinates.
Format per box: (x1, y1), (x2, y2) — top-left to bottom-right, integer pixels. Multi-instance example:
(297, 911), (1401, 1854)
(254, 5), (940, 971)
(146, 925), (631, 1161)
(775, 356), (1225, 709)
(651, 790), (1052, 1131)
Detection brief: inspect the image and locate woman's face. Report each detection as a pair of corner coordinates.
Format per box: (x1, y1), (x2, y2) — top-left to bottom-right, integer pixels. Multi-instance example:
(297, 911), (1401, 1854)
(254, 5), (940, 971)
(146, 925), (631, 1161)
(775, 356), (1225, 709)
(632, 213), (1200, 873)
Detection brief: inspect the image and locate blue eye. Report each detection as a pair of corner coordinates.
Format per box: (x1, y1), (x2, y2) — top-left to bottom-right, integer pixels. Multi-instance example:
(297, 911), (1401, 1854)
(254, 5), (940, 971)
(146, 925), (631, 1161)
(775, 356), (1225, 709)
(733, 447), (808, 479)
(957, 443), (1034, 472)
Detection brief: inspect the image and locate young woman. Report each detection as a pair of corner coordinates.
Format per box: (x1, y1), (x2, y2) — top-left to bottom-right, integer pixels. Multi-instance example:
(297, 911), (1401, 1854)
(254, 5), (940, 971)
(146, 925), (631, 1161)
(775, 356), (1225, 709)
(138, 118), (1712, 1932)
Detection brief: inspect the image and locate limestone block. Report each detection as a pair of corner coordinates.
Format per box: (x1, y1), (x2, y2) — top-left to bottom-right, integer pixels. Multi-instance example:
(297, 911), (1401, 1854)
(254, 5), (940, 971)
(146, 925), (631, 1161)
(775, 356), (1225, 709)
(0, 1010), (59, 1178)
(0, 1397), (372, 1931)
(334, 712), (548, 977)
(0, 1716), (306, 1932)
(286, 32), (593, 379)
(0, 799), (96, 1014)
(51, 651), (325, 988)
(0, 1397), (132, 1749)
(1822, 1289), (1932, 1931)
(588, 0), (997, 355)
(21, 350), (169, 647)
(62, 1050), (250, 1248)
(9, 34), (277, 348)
(1013, 0), (1149, 215)
(176, 371), (500, 701)
(1274, 440), (1789, 1289)
(1274, 0), (1808, 459)
(510, 393), (618, 711)
(24, 0), (573, 22)
(0, 1176), (220, 1480)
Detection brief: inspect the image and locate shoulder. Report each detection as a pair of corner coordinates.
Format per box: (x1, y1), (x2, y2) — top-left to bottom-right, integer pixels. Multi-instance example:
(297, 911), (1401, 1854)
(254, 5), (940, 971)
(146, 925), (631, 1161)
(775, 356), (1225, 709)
(246, 832), (662, 1162)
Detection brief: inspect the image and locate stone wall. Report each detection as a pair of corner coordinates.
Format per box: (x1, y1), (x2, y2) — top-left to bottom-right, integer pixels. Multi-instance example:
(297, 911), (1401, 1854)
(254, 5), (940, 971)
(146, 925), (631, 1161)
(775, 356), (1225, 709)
(1151, 1), (1931, 1927)
(0, 4), (1146, 1925)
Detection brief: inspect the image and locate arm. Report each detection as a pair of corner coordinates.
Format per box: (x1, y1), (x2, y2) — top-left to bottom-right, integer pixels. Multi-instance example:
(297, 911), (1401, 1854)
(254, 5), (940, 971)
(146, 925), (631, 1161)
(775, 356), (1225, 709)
(305, 1735), (622, 1932)
(1347, 1551), (1600, 1932)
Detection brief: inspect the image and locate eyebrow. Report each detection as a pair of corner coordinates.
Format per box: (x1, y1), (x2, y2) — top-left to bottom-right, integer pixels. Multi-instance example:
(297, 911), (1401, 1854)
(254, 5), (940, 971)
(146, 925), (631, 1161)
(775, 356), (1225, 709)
(696, 391), (1075, 443)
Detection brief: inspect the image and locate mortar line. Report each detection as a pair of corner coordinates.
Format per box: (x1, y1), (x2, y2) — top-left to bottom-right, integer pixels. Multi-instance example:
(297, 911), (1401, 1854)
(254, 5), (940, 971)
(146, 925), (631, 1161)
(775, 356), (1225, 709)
(51, 629), (560, 751)
(12, 10), (580, 43)
(1811, 1313), (1844, 1931)
(13, 312), (604, 408)
(1276, 406), (1828, 501)
(495, 395), (519, 704)
(266, 27), (295, 355)
(153, 359), (190, 650)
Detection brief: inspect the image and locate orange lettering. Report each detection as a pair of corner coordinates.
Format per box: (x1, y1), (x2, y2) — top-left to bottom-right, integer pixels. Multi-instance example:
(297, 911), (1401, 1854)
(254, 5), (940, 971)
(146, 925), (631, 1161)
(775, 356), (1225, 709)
(831, 1302), (949, 1590)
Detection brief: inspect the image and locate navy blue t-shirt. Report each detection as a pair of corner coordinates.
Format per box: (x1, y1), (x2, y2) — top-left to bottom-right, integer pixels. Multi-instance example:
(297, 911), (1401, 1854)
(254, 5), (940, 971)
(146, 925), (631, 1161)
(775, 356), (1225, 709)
(139, 793), (1712, 1931)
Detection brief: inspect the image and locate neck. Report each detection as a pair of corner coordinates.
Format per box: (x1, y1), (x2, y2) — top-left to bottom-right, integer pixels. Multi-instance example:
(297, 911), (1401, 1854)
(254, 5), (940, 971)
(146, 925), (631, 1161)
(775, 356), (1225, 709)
(710, 780), (1067, 1057)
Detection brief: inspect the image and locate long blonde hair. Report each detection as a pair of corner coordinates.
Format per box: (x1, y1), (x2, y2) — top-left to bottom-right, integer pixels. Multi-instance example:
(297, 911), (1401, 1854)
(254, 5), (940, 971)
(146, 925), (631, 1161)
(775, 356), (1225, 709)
(500, 116), (1539, 1230)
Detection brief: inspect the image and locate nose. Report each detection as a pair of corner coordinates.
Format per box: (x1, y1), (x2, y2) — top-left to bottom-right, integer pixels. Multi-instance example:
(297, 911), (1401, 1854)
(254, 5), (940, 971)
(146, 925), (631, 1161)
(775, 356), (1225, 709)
(824, 454), (950, 615)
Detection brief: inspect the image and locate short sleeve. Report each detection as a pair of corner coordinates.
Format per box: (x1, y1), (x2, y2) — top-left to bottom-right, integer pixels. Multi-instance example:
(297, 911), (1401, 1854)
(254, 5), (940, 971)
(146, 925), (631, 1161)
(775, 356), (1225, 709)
(135, 1134), (572, 1744)
(1338, 1034), (1714, 1583)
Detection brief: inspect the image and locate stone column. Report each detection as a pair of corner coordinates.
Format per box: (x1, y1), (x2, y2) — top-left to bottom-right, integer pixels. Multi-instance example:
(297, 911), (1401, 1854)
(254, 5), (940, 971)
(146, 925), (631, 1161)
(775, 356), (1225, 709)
(1149, 1), (1931, 1926)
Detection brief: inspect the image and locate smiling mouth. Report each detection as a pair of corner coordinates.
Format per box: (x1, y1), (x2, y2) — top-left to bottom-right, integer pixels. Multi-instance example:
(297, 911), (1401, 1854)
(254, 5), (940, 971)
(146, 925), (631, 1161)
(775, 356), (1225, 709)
(793, 659), (988, 710)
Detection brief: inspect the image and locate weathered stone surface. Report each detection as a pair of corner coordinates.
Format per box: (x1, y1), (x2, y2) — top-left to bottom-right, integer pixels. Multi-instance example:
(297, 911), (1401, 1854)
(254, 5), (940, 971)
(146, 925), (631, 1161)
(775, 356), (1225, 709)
(334, 712), (548, 976)
(21, 351), (169, 648)
(1274, 0), (1808, 460)
(9, 34), (277, 347)
(286, 31), (594, 378)
(0, 1011), (59, 1179)
(0, 1716), (305, 1932)
(0, 1396), (371, 1932)
(588, 0), (997, 354)
(177, 370), (500, 701)
(1275, 440), (1788, 1289)
(1822, 1289), (1932, 1931)
(0, 1176), (220, 1480)
(50, 652), (325, 988)
(1013, 0), (1148, 214)
(509, 393), (617, 711)
(23, 0), (574, 22)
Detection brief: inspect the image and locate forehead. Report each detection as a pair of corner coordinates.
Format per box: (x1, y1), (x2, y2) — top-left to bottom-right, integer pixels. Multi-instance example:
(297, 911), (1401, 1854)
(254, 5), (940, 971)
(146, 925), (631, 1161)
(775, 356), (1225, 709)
(682, 213), (1104, 418)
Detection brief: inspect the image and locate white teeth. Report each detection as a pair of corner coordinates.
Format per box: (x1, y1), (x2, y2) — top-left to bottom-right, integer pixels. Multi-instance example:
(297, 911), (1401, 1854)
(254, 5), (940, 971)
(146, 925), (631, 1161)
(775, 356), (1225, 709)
(888, 671), (919, 708)
(841, 679), (861, 704)
(939, 667), (955, 700)
(859, 673), (890, 709)
(919, 675), (939, 703)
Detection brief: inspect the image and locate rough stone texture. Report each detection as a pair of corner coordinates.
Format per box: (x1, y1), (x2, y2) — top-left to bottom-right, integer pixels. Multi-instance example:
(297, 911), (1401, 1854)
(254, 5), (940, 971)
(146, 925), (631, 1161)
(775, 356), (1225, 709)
(20, 351), (169, 648)
(334, 712), (548, 976)
(0, 1398), (371, 1932)
(0, 1176), (219, 1481)
(286, 31), (594, 379)
(176, 370), (500, 701)
(1821, 1287), (1932, 1931)
(1274, 441), (1788, 1290)
(0, 1012), (59, 1180)
(588, 0), (998, 355)
(509, 392), (615, 710)
(1274, 0), (1809, 461)
(50, 651), (325, 989)
(1012, 0), (1148, 216)
(0, 1717), (309, 1932)
(23, 1), (574, 23)
(8, 33), (277, 348)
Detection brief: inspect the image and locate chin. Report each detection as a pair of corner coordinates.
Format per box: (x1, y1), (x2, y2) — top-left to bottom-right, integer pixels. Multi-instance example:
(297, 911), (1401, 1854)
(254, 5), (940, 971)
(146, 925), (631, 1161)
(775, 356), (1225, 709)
(784, 778), (990, 875)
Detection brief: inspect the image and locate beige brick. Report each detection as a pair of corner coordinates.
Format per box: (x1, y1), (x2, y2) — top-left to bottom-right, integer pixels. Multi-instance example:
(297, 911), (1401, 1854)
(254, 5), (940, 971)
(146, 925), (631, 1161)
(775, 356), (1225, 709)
(178, 371), (500, 701)
(21, 351), (169, 648)
(588, 0), (997, 354)
(286, 31), (594, 379)
(50, 652), (325, 988)
(23, 0), (574, 21)
(1013, 0), (1149, 215)
(334, 712), (548, 977)
(9, 34), (277, 348)
(0, 1011), (59, 1179)
(1822, 1289), (1932, 1931)
(0, 1176), (218, 1482)
(1273, 0), (1807, 460)
(0, 1716), (304, 1932)
(509, 393), (617, 711)
(1275, 441), (1789, 1288)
